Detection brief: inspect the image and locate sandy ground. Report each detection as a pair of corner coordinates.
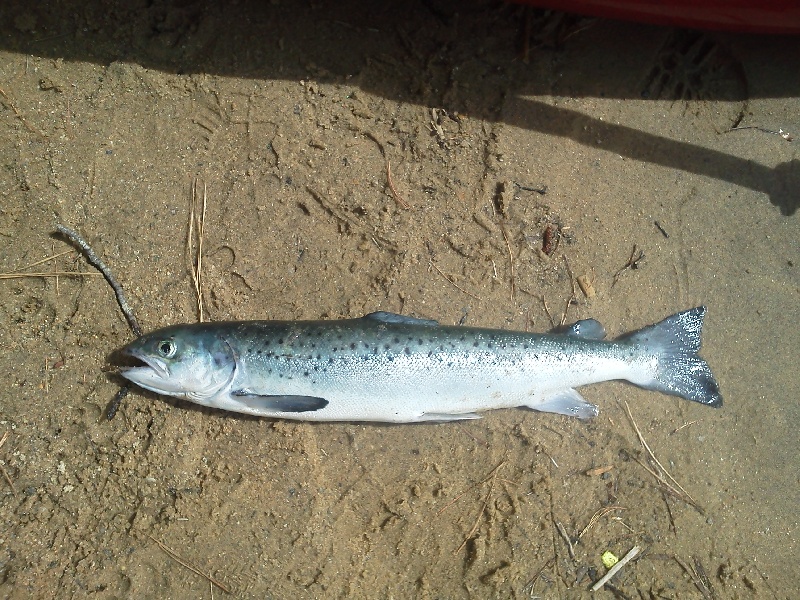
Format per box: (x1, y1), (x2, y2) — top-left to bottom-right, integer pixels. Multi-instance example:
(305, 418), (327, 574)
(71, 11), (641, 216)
(0, 1), (798, 598)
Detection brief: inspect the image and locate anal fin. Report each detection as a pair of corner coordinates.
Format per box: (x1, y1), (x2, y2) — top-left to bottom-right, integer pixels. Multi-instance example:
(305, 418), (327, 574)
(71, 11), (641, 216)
(532, 389), (598, 419)
(417, 412), (482, 422)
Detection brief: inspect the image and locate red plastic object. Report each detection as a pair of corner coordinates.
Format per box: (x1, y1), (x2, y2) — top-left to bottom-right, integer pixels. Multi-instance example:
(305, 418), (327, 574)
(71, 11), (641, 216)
(512, 0), (800, 34)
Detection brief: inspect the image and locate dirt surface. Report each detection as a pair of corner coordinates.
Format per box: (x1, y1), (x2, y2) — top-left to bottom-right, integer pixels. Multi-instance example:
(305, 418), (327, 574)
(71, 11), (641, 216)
(0, 1), (798, 598)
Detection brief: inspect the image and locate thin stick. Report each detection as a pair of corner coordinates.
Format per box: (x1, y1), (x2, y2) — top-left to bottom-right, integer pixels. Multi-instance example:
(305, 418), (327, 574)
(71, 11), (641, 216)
(728, 125), (792, 141)
(189, 178), (207, 322)
(0, 271), (102, 279)
(105, 386), (130, 421)
(624, 401), (696, 505)
(671, 420), (701, 435)
(555, 521), (575, 560)
(578, 505), (627, 540)
(0, 86), (46, 139)
(148, 535), (231, 594)
(500, 226), (515, 301)
(386, 159), (410, 209)
(4, 249), (74, 273)
(612, 245), (644, 288)
(560, 255), (577, 326)
(0, 431), (18, 496)
(541, 296), (555, 328)
(56, 224), (142, 337)
(455, 461), (504, 554)
(436, 460), (505, 517)
(429, 260), (481, 301)
(591, 545), (641, 591)
(674, 555), (713, 600)
(521, 557), (554, 595)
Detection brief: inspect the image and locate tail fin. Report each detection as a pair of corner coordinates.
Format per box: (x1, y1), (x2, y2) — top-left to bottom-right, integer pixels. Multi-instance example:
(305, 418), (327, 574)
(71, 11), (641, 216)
(623, 307), (722, 407)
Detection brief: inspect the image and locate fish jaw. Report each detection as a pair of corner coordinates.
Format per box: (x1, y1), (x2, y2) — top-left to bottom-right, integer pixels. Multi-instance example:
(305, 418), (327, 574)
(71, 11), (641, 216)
(119, 348), (175, 395)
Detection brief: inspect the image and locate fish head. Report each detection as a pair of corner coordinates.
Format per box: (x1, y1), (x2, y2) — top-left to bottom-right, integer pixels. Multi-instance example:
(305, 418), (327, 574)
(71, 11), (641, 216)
(117, 325), (236, 401)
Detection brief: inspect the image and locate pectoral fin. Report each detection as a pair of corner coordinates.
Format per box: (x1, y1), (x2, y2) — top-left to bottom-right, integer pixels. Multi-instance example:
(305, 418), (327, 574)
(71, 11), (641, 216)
(532, 389), (598, 419)
(230, 391), (329, 413)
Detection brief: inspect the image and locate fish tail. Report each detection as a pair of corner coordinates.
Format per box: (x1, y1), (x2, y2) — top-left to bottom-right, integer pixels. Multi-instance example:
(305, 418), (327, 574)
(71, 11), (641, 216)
(623, 307), (722, 407)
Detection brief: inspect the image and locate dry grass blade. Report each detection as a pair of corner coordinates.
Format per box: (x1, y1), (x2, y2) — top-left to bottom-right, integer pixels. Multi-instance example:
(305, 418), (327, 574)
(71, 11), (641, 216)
(578, 505), (627, 540)
(500, 226), (515, 301)
(521, 557), (554, 596)
(148, 535), (231, 594)
(560, 254), (577, 326)
(188, 178), (207, 322)
(386, 159), (410, 209)
(0, 431), (18, 496)
(3, 249), (74, 274)
(591, 545), (641, 591)
(0, 85), (46, 139)
(624, 401), (702, 512)
(453, 460), (505, 554)
(0, 271), (102, 279)
(429, 260), (482, 301)
(674, 555), (714, 599)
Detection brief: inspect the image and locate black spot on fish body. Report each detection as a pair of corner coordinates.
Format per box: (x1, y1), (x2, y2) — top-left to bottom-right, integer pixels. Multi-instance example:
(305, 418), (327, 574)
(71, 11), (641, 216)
(278, 338), (284, 344)
(350, 343), (356, 350)
(404, 347), (411, 355)
(418, 339), (424, 345)
(473, 341), (479, 347)
(393, 337), (400, 344)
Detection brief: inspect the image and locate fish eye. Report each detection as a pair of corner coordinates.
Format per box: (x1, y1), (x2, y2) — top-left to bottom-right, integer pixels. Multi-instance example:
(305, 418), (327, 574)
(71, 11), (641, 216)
(157, 340), (177, 358)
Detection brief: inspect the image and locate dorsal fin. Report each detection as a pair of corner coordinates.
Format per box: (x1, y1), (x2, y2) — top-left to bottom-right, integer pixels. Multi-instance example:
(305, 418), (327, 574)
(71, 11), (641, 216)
(364, 311), (439, 326)
(562, 318), (606, 340)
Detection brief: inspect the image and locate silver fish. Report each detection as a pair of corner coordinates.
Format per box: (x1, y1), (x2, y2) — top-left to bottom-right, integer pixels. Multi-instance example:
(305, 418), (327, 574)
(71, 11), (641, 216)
(117, 307), (722, 422)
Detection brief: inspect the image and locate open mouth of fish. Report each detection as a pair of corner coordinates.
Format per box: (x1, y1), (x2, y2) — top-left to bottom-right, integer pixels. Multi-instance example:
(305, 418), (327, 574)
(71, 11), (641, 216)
(116, 348), (169, 381)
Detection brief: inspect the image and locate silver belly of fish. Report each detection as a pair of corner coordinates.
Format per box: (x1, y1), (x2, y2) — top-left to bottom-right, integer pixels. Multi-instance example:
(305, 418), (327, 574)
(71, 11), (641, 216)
(118, 308), (722, 422)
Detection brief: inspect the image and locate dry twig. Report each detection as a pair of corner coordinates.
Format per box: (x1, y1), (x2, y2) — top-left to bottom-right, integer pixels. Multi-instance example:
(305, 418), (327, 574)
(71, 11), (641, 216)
(591, 545), (641, 591)
(56, 224), (142, 336)
(0, 431), (17, 496)
(500, 226), (515, 301)
(624, 401), (702, 512)
(386, 159), (410, 209)
(0, 86), (46, 139)
(188, 178), (207, 322)
(454, 461), (505, 554)
(612, 244), (644, 288)
(429, 260), (481, 301)
(148, 535), (231, 594)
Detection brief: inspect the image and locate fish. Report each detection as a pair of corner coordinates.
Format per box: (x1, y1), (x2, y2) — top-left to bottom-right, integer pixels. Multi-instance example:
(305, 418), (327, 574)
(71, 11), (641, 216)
(117, 307), (722, 422)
